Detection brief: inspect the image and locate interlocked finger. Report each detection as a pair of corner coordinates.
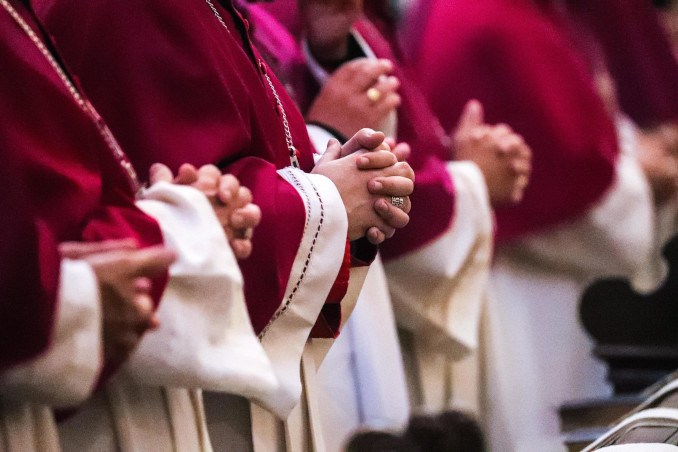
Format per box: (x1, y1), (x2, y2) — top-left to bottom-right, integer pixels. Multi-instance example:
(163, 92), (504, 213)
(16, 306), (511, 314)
(375, 197), (410, 228)
(217, 174), (240, 204)
(357, 150), (398, 170)
(366, 227), (386, 245)
(349, 58), (393, 92)
(230, 238), (253, 260)
(149, 163), (174, 185)
(368, 176), (414, 197)
(174, 163), (199, 185)
(379, 161), (416, 181)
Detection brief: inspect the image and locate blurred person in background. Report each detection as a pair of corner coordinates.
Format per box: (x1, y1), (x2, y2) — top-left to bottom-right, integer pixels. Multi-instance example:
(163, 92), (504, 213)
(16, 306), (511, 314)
(410, 0), (678, 449)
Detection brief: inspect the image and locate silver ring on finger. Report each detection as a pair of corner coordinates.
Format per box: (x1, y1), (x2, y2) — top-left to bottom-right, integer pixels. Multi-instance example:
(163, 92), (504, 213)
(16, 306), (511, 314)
(390, 196), (404, 209)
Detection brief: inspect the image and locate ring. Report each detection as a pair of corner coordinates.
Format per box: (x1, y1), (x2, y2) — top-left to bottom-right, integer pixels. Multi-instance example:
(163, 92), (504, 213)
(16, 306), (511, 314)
(366, 87), (382, 104)
(390, 196), (404, 209)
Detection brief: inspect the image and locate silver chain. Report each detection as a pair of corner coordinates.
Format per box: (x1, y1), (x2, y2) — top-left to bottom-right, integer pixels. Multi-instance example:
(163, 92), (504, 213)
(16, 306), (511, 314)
(261, 70), (299, 167)
(204, 0), (230, 33)
(204, 0), (300, 168)
(0, 0), (142, 193)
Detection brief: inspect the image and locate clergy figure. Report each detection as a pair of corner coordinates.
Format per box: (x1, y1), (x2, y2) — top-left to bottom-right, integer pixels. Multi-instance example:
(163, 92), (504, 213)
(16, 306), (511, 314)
(31, 0), (415, 450)
(0, 0), (278, 450)
(411, 0), (673, 449)
(248, 0), (531, 449)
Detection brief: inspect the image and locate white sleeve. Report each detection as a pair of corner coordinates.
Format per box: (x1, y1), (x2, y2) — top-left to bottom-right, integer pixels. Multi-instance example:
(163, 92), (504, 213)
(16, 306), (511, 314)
(347, 256), (410, 430)
(123, 182), (278, 403)
(503, 152), (661, 291)
(254, 167), (349, 419)
(306, 124), (337, 163)
(384, 161), (494, 355)
(0, 259), (103, 408)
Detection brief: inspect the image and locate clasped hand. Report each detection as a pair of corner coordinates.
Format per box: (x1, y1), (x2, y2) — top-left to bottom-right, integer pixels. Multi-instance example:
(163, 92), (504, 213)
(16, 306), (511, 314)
(452, 100), (532, 206)
(149, 163), (261, 259)
(59, 239), (175, 365)
(312, 128), (414, 245)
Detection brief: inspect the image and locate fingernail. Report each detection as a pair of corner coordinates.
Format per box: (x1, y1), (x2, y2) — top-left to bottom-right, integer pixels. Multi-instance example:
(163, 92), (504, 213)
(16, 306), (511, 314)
(359, 156), (370, 166)
(372, 180), (383, 191)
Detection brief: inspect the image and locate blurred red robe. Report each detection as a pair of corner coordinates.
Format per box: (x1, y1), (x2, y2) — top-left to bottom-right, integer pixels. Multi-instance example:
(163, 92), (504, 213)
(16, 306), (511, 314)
(565, 0), (678, 128)
(412, 0), (662, 449)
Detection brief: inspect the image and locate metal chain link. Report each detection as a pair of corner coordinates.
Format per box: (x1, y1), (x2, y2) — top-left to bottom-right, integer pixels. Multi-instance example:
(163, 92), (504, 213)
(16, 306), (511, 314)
(0, 0), (141, 193)
(204, 0), (300, 168)
(204, 0), (230, 33)
(262, 70), (299, 168)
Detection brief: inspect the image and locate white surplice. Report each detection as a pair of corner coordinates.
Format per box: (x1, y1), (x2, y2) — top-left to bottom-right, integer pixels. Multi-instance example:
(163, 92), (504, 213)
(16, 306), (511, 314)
(482, 118), (677, 451)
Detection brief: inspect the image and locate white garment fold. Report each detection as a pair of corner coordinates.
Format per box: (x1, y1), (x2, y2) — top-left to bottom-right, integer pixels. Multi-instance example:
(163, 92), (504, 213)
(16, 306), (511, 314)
(128, 182), (279, 402)
(0, 259), (102, 408)
(256, 168), (349, 419)
(482, 151), (668, 452)
(58, 182), (271, 452)
(385, 161), (494, 413)
(315, 256), (411, 452)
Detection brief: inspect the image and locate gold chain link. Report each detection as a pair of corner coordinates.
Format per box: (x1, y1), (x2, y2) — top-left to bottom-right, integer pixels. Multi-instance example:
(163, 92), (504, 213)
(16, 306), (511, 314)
(0, 0), (142, 193)
(204, 0), (300, 168)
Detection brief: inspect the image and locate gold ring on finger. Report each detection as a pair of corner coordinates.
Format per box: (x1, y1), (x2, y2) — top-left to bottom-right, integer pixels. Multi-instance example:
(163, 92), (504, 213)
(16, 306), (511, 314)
(366, 87), (382, 104)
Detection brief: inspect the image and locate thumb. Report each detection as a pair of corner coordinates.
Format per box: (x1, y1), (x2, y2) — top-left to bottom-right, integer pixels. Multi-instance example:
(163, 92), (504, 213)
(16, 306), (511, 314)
(455, 99), (484, 136)
(341, 128), (387, 156)
(315, 138), (343, 165)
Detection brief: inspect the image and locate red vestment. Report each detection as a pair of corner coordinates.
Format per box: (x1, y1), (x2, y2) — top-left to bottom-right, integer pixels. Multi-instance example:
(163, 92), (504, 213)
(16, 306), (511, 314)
(414, 0), (619, 244)
(33, 0), (353, 337)
(0, 0), (166, 371)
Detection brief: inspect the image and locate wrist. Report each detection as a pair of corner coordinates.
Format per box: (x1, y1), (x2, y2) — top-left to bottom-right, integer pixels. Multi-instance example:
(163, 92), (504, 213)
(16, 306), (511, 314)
(306, 120), (348, 144)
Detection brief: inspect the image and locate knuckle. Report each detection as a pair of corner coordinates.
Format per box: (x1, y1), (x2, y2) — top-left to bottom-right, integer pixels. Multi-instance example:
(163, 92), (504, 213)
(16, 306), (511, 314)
(495, 123), (512, 133)
(471, 129), (486, 141)
(358, 127), (375, 138)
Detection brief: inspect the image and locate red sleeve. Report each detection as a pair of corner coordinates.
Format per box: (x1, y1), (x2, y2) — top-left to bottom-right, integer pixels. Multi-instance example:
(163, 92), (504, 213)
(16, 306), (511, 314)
(0, 2), (169, 381)
(0, 160), (59, 372)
